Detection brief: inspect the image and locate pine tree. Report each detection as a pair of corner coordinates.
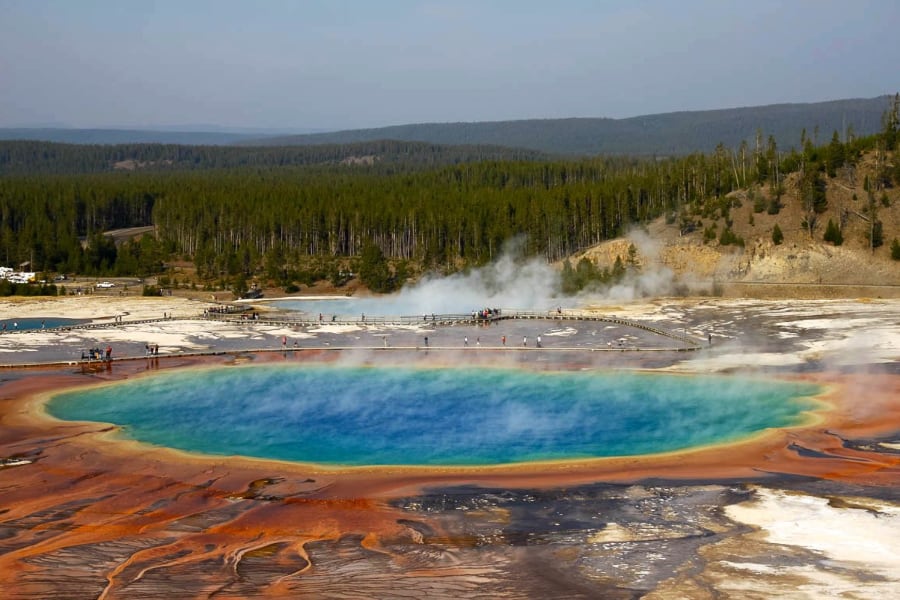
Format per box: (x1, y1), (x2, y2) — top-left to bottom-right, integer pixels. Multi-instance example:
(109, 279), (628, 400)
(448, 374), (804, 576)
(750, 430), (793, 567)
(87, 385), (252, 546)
(575, 258), (597, 290)
(823, 219), (843, 245)
(231, 273), (248, 298)
(611, 256), (626, 281)
(825, 131), (845, 177)
(882, 93), (899, 151)
(772, 223), (784, 245)
(561, 259), (579, 294)
(359, 242), (394, 293)
(870, 220), (884, 249)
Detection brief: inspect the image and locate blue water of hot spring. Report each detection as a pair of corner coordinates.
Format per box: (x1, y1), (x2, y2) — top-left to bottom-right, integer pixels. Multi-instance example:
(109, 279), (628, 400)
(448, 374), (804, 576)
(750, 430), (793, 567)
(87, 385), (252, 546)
(47, 365), (821, 466)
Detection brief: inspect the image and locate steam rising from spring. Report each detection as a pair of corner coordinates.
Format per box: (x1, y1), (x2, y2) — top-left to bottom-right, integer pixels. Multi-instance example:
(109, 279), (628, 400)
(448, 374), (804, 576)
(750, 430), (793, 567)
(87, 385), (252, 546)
(399, 238), (561, 313)
(316, 233), (686, 316)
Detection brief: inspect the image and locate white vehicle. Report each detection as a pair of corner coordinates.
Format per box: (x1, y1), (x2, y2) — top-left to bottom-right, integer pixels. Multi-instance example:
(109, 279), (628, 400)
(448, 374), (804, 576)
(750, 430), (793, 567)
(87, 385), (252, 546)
(96, 281), (116, 289)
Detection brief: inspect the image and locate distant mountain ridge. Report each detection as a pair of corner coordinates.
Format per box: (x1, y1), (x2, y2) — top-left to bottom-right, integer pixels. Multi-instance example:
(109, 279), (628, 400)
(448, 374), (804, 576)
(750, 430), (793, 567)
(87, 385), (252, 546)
(0, 95), (893, 155)
(0, 128), (261, 146)
(0, 126), (332, 145)
(244, 96), (895, 155)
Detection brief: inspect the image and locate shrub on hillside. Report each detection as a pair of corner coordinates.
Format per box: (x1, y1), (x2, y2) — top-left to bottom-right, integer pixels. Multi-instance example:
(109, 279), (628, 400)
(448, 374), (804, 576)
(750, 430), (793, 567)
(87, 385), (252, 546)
(823, 219), (843, 246)
(868, 220), (884, 249)
(719, 227), (744, 247)
(772, 223), (784, 245)
(753, 196), (767, 213)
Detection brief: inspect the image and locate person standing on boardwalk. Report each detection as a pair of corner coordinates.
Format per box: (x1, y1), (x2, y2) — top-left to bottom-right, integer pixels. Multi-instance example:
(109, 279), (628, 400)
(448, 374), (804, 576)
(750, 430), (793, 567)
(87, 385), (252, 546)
(501, 335), (506, 346)
(537, 335), (542, 348)
(523, 336), (527, 347)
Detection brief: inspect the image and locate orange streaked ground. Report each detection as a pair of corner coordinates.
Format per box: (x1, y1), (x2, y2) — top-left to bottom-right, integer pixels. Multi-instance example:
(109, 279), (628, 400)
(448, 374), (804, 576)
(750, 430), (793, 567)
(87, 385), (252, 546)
(1, 352), (898, 597)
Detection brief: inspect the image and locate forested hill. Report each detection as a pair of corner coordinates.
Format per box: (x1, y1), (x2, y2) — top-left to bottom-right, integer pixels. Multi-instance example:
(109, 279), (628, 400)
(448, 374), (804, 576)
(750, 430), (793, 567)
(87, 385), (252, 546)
(245, 96), (894, 156)
(1, 111), (898, 293)
(0, 139), (548, 175)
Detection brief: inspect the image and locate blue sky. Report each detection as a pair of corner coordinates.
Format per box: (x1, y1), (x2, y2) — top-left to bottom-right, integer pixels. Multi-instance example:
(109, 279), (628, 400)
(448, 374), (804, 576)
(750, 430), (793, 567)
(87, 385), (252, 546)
(1, 0), (898, 130)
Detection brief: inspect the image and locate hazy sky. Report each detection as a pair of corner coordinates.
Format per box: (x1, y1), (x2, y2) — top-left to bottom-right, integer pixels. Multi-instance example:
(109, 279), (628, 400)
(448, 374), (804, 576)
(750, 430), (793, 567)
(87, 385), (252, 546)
(2, 0), (899, 131)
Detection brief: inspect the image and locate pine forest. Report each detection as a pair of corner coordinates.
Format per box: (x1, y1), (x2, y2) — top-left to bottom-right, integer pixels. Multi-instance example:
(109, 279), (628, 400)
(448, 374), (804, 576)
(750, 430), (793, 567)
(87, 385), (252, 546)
(1, 96), (898, 295)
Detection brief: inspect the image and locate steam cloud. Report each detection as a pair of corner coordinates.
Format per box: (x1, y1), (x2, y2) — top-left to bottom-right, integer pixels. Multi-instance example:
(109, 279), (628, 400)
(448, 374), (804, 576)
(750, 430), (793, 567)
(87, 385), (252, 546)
(375, 231), (686, 314)
(395, 238), (560, 313)
(591, 228), (681, 302)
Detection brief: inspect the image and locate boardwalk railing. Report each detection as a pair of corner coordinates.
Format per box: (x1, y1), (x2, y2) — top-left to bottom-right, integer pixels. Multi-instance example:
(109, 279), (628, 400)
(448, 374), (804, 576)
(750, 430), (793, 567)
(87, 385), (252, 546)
(0, 307), (702, 350)
(204, 308), (701, 348)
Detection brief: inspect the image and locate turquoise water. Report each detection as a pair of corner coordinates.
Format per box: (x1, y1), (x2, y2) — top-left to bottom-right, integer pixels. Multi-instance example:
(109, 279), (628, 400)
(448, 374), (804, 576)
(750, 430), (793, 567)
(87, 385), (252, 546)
(1, 317), (85, 331)
(47, 366), (821, 466)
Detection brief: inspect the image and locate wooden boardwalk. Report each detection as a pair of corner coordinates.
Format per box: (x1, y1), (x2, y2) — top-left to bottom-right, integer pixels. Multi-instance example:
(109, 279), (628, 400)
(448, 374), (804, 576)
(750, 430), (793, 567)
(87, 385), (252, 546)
(0, 308), (703, 369)
(202, 309), (701, 349)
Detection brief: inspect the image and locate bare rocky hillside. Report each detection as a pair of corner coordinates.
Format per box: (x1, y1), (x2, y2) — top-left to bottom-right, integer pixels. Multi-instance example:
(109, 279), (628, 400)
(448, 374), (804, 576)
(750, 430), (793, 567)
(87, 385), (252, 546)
(572, 151), (900, 298)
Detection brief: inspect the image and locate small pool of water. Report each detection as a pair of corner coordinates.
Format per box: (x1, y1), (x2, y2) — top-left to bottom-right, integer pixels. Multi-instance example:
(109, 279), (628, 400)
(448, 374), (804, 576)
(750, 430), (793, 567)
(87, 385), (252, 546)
(271, 297), (451, 319)
(47, 365), (822, 467)
(1, 317), (86, 331)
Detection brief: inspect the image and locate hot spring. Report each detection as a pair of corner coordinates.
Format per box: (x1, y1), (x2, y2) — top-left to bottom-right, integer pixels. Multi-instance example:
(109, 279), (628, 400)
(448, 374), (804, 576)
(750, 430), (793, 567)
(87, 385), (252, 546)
(47, 365), (822, 467)
(1, 317), (85, 331)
